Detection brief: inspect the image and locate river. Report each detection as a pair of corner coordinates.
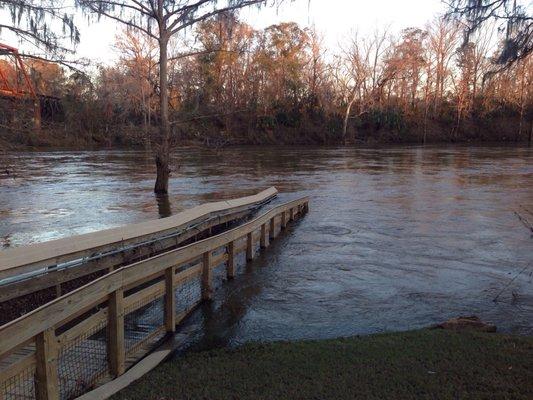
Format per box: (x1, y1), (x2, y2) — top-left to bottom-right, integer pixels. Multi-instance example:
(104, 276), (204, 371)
(0, 146), (532, 346)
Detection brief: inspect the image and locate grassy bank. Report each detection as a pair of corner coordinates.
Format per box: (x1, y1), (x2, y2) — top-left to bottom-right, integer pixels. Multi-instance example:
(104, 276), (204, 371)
(113, 329), (533, 400)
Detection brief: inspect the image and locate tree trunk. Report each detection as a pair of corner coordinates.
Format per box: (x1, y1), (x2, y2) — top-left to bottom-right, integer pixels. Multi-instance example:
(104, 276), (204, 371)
(33, 99), (41, 134)
(154, 35), (171, 194)
(342, 94), (356, 145)
(518, 104), (524, 142)
(423, 104), (428, 145)
(517, 64), (526, 143)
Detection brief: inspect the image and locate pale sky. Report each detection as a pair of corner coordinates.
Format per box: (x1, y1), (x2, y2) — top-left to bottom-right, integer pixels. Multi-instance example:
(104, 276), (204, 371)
(75, 0), (447, 64)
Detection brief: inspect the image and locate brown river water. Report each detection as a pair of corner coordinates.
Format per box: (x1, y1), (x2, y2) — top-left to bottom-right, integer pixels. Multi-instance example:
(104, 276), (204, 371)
(0, 146), (532, 348)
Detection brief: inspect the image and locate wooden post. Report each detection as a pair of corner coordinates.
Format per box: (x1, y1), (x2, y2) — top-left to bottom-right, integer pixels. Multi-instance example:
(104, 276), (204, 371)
(164, 266), (176, 333)
(108, 288), (125, 377)
(202, 251), (212, 301)
(269, 217), (276, 240)
(289, 207), (295, 221)
(260, 224), (268, 249)
(35, 328), (59, 400)
(281, 211), (287, 230)
(246, 232), (254, 261)
(226, 241), (235, 279)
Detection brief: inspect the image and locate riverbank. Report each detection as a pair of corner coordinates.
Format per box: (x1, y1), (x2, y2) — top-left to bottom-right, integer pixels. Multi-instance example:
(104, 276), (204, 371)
(112, 329), (533, 400)
(1, 114), (531, 150)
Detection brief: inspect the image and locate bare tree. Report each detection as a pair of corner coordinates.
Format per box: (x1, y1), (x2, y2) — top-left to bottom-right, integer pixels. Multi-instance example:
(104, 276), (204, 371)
(76, 0), (273, 194)
(335, 29), (391, 143)
(427, 18), (461, 114)
(114, 29), (158, 146)
(334, 35), (367, 143)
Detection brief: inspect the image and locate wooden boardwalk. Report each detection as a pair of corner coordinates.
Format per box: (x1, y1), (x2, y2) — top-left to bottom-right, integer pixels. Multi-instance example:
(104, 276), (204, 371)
(0, 188), (278, 326)
(0, 193), (309, 400)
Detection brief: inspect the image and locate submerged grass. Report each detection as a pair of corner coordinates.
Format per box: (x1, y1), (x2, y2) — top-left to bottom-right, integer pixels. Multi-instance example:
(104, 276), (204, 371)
(114, 329), (533, 400)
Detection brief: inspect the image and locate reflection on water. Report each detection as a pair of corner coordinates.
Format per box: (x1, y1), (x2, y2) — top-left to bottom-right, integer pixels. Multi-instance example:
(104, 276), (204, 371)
(155, 194), (172, 218)
(0, 146), (532, 343)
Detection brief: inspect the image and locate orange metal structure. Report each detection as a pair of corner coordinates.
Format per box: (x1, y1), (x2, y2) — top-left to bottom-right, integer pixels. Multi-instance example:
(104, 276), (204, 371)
(0, 43), (37, 99)
(0, 43), (41, 131)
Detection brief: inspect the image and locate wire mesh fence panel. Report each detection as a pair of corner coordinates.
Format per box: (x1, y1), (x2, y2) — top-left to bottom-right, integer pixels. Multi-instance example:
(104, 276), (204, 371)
(229, 249), (246, 277)
(57, 320), (108, 400)
(0, 362), (36, 400)
(271, 218), (280, 238)
(235, 243), (249, 276)
(212, 262), (227, 291)
(124, 295), (165, 358)
(234, 237), (247, 269)
(212, 249), (229, 291)
(175, 273), (202, 317)
(0, 285), (57, 326)
(253, 232), (261, 256)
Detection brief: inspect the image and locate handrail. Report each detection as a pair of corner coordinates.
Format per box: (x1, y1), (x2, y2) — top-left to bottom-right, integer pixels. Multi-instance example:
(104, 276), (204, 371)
(0, 195), (309, 400)
(0, 187), (278, 280)
(0, 196), (308, 354)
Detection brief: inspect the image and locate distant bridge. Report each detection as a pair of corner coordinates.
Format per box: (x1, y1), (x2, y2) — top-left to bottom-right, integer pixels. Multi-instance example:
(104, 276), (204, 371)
(0, 43), (63, 131)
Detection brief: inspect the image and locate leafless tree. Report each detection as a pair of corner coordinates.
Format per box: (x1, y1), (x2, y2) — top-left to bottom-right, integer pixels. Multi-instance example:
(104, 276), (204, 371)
(426, 18), (461, 114)
(76, 0), (276, 194)
(335, 29), (391, 143)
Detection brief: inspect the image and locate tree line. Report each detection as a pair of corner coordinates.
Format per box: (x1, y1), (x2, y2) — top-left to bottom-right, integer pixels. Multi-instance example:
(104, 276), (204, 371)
(0, 0), (532, 194)
(6, 14), (530, 143)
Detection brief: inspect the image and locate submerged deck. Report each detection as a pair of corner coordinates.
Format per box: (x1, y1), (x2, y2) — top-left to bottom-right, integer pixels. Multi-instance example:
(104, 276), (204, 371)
(0, 191), (309, 400)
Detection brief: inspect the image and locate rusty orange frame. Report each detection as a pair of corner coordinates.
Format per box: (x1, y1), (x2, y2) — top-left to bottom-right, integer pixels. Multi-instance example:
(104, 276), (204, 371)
(0, 42), (37, 99)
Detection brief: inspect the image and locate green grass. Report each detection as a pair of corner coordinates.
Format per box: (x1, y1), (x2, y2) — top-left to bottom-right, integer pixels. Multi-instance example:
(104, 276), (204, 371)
(114, 330), (533, 400)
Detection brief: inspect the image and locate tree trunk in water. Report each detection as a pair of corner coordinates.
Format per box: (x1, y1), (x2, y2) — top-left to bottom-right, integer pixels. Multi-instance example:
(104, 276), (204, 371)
(154, 36), (170, 194)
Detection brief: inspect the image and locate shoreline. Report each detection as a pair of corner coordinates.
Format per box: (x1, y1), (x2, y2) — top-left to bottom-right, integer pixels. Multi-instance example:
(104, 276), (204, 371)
(1, 139), (532, 153)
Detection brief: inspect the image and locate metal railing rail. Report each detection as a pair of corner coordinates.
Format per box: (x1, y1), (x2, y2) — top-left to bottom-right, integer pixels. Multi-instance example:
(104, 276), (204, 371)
(0, 187), (278, 280)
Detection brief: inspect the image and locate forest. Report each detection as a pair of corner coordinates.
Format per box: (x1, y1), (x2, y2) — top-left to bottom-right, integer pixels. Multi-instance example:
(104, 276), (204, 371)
(1, 12), (532, 150)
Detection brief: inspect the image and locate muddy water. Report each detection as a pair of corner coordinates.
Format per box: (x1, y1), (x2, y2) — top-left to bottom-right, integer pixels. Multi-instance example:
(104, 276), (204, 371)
(0, 146), (532, 344)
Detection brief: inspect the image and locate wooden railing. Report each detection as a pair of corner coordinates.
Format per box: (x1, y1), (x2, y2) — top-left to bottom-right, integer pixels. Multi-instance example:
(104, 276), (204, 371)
(0, 188), (278, 314)
(0, 196), (309, 400)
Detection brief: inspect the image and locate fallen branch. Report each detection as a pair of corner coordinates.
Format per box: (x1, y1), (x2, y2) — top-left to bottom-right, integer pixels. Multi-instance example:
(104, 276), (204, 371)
(493, 263), (531, 303)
